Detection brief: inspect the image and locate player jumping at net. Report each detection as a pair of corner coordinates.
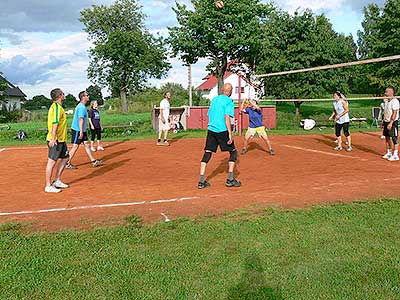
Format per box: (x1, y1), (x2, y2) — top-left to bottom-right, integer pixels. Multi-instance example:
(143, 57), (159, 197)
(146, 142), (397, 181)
(329, 91), (352, 152)
(239, 99), (275, 156)
(198, 83), (241, 189)
(381, 86), (399, 161)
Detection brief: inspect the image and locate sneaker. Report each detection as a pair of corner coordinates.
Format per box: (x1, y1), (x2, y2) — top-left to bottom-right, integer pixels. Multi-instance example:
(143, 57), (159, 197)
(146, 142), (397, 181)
(334, 146), (343, 151)
(92, 159), (103, 167)
(198, 181), (211, 189)
(52, 179), (69, 189)
(97, 146), (104, 151)
(90, 147), (96, 152)
(163, 140), (170, 146)
(388, 155), (399, 161)
(346, 146), (353, 152)
(44, 185), (61, 193)
(65, 162), (78, 169)
(241, 148), (247, 155)
(382, 153), (392, 159)
(268, 148), (275, 155)
(380, 135), (386, 139)
(226, 178), (241, 187)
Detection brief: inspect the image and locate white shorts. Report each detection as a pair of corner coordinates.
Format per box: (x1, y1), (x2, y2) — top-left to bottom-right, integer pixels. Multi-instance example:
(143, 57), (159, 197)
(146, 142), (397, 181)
(159, 118), (170, 131)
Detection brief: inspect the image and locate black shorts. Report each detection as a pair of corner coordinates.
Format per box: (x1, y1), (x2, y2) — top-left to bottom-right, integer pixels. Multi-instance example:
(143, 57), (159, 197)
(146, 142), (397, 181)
(204, 130), (236, 152)
(47, 142), (69, 161)
(383, 121), (398, 137)
(335, 122), (350, 137)
(71, 129), (88, 145)
(90, 128), (102, 141)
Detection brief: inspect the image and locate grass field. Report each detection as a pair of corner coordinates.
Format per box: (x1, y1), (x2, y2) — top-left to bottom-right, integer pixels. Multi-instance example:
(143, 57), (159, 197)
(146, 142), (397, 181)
(1, 199), (399, 300)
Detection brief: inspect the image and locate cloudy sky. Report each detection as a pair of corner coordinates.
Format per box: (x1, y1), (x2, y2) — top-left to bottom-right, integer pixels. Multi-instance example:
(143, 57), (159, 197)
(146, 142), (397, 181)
(0, 0), (385, 99)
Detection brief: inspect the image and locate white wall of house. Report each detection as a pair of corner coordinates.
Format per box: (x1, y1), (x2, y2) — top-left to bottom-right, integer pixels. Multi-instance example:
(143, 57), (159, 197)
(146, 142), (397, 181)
(2, 97), (22, 111)
(199, 73), (256, 101)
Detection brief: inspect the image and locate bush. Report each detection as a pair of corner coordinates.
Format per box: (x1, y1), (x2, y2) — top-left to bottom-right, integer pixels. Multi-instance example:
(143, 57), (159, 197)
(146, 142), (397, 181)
(0, 108), (22, 123)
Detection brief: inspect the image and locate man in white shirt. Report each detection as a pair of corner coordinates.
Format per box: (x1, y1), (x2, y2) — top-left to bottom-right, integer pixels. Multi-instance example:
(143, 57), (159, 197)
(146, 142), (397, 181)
(382, 87), (399, 161)
(157, 91), (171, 146)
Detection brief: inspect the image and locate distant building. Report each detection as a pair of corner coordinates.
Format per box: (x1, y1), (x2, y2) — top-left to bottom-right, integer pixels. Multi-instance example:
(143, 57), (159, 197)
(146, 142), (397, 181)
(0, 75), (26, 111)
(195, 62), (257, 102)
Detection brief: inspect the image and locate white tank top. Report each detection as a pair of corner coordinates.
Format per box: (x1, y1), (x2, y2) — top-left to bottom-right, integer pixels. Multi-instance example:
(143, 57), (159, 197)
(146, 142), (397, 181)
(333, 100), (350, 124)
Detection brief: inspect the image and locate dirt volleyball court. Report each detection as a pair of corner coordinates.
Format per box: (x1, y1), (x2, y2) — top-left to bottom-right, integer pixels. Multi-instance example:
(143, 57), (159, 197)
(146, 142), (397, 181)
(1, 132), (399, 230)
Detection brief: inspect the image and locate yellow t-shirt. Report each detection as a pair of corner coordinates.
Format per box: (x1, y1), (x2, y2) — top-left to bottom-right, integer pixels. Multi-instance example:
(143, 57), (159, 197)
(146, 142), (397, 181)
(47, 102), (67, 142)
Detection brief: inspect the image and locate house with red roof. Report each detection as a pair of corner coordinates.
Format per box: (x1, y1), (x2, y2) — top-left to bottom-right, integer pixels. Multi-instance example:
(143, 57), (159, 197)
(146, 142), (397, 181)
(195, 63), (257, 102)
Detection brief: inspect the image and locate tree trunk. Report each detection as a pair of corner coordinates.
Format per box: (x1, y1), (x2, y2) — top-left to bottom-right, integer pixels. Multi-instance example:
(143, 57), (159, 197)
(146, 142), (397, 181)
(120, 89), (128, 113)
(294, 101), (303, 116)
(216, 57), (228, 95)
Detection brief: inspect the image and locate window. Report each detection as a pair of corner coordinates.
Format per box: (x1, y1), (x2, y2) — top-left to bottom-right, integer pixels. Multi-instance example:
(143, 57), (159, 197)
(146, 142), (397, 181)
(235, 87), (245, 94)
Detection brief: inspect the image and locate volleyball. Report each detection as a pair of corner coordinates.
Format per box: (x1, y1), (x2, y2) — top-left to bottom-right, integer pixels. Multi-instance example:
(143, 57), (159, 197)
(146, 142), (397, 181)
(216, 1), (224, 9)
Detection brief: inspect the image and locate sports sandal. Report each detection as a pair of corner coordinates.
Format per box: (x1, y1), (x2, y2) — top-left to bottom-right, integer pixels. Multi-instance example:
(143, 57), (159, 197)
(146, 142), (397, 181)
(198, 181), (211, 189)
(226, 178), (241, 187)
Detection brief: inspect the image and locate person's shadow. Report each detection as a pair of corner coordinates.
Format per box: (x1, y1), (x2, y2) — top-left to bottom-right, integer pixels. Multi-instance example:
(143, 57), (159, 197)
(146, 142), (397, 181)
(227, 254), (284, 300)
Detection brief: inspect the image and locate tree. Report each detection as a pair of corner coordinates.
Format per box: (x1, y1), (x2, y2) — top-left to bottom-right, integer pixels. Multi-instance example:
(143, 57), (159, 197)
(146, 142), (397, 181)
(357, 0), (400, 94)
(168, 0), (271, 94)
(80, 0), (171, 113)
(0, 75), (6, 107)
(257, 9), (357, 115)
(86, 85), (104, 105)
(23, 95), (51, 110)
(64, 94), (78, 108)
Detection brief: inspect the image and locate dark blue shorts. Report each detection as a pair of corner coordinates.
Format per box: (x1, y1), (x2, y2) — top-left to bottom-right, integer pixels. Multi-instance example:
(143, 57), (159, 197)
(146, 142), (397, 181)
(71, 129), (88, 145)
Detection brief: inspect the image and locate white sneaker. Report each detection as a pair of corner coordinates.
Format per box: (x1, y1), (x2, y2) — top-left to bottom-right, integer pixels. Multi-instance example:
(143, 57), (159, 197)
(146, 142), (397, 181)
(382, 153), (392, 159)
(90, 147), (96, 152)
(45, 185), (61, 193)
(52, 179), (69, 189)
(97, 146), (104, 151)
(380, 135), (385, 139)
(388, 155), (399, 161)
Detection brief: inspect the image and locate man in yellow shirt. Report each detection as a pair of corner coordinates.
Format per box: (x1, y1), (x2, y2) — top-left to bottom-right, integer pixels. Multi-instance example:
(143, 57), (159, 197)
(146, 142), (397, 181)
(45, 88), (69, 193)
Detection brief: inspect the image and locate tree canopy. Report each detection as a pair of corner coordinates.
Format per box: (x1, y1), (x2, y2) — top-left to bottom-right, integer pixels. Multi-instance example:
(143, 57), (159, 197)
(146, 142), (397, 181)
(86, 85), (104, 105)
(257, 9), (357, 102)
(168, 0), (271, 93)
(357, 0), (400, 94)
(80, 0), (171, 112)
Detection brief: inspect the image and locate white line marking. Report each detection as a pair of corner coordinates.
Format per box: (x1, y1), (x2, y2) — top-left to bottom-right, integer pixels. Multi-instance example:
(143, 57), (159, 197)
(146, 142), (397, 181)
(282, 144), (368, 161)
(0, 196), (200, 217)
(0, 148), (5, 152)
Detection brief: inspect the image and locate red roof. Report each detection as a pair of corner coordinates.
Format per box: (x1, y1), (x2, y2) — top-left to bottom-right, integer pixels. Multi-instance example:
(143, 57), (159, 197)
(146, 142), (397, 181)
(196, 71), (232, 90)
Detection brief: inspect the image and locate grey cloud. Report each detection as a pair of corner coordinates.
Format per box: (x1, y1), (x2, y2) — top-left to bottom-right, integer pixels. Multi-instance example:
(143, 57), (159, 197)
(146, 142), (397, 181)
(344, 0), (386, 11)
(0, 55), (69, 85)
(0, 31), (25, 45)
(0, 0), (113, 33)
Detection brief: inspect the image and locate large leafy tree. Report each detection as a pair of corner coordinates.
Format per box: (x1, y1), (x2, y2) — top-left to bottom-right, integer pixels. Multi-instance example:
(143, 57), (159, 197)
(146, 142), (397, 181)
(168, 0), (271, 94)
(80, 0), (171, 113)
(257, 9), (357, 114)
(86, 85), (104, 105)
(357, 0), (400, 94)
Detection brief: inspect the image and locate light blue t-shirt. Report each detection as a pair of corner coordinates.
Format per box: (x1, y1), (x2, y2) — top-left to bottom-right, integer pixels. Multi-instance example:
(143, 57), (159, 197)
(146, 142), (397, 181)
(71, 102), (88, 132)
(207, 94), (234, 133)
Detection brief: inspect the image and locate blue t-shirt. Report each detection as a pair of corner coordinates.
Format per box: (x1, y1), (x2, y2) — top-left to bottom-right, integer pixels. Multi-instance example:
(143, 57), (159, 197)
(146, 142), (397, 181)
(71, 103), (88, 132)
(207, 94), (234, 133)
(245, 107), (264, 128)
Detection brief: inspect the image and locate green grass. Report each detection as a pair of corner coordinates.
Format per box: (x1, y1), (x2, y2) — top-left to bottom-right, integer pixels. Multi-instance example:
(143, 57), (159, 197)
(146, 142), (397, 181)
(1, 199), (400, 300)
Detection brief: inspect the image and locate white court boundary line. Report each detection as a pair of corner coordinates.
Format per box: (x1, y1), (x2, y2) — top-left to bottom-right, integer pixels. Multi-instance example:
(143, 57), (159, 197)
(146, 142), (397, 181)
(0, 196), (200, 217)
(282, 144), (368, 161)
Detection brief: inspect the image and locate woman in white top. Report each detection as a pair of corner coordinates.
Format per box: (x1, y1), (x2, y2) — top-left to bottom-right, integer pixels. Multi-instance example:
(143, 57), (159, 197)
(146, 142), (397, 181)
(329, 91), (352, 151)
